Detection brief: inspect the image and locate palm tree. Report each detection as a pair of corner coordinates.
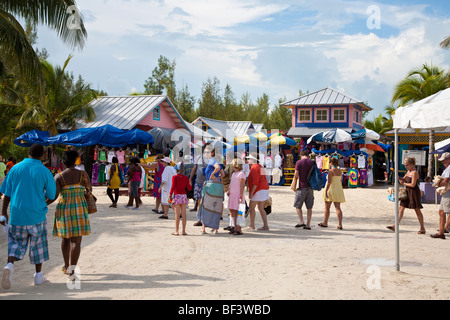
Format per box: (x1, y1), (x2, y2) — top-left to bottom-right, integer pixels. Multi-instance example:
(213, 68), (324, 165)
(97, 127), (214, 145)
(363, 113), (391, 135)
(16, 56), (97, 136)
(0, 1), (87, 98)
(441, 36), (450, 49)
(392, 63), (450, 178)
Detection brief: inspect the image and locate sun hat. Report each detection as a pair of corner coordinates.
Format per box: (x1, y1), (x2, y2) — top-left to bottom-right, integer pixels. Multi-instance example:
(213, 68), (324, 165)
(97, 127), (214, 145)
(438, 152), (450, 161)
(174, 162), (183, 171)
(161, 157), (172, 163)
(246, 154), (258, 161)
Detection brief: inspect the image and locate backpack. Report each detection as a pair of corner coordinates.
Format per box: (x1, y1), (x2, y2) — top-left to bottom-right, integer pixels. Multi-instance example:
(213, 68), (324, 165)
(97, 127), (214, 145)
(307, 163), (324, 191)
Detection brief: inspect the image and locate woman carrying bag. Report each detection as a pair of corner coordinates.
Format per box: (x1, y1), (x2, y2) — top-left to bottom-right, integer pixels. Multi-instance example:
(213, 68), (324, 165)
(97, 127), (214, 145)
(386, 157), (425, 234)
(47, 150), (91, 278)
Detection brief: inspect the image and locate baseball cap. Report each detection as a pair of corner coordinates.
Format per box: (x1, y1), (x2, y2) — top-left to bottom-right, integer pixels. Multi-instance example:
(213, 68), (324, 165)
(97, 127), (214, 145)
(161, 157), (172, 163)
(438, 152), (450, 161)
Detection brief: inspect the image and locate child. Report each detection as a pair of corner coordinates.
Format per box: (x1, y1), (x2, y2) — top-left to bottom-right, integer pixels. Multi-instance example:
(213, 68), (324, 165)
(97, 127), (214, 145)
(169, 162), (192, 236)
(227, 159), (246, 235)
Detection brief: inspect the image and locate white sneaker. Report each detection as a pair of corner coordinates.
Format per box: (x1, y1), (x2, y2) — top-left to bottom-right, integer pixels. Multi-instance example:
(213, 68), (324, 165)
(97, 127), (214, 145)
(33, 272), (48, 286)
(2, 263), (14, 289)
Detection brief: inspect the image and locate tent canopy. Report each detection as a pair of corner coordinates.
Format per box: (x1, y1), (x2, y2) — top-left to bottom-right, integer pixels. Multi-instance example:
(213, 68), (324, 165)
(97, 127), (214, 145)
(393, 87), (450, 130)
(14, 130), (51, 147)
(47, 125), (154, 147)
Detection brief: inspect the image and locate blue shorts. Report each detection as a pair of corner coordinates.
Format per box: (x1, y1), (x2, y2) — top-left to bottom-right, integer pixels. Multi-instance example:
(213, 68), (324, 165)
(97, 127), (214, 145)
(7, 220), (49, 265)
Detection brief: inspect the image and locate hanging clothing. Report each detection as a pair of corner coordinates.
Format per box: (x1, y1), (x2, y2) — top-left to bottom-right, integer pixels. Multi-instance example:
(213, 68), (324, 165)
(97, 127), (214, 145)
(315, 156), (323, 169)
(116, 150), (125, 164)
(99, 149), (107, 162)
(350, 156), (357, 168)
(107, 150), (116, 163)
(359, 169), (368, 187)
(348, 168), (359, 188)
(91, 163), (99, 185)
(93, 147), (98, 161)
(357, 155), (366, 169)
(322, 155), (330, 170)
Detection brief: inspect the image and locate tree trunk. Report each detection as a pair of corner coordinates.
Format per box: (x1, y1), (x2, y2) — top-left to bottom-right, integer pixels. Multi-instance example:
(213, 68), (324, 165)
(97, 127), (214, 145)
(427, 130), (435, 179)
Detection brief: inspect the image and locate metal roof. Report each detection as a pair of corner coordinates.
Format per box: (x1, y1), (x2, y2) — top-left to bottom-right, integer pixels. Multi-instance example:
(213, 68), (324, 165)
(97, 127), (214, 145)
(77, 95), (187, 130)
(281, 87), (372, 111)
(227, 121), (253, 136)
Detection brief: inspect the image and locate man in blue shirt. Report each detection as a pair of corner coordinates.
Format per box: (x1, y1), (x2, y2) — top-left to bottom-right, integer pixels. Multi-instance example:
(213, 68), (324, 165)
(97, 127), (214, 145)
(0, 144), (56, 289)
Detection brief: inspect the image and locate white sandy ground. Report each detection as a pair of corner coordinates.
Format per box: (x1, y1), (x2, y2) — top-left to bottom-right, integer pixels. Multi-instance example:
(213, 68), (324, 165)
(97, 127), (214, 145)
(0, 184), (448, 300)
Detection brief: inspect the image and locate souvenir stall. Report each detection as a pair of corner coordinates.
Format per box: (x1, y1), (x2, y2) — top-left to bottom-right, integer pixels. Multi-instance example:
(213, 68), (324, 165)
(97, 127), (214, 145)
(306, 128), (383, 188)
(266, 133), (298, 186)
(46, 125), (155, 195)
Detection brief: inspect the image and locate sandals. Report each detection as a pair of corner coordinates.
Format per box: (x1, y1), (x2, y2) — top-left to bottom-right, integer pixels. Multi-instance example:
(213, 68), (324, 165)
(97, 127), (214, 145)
(232, 231), (243, 235)
(318, 223), (328, 228)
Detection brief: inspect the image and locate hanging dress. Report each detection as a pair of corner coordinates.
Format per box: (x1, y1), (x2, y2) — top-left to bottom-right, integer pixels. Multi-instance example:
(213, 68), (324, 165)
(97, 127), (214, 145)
(348, 168), (359, 188)
(53, 172), (91, 238)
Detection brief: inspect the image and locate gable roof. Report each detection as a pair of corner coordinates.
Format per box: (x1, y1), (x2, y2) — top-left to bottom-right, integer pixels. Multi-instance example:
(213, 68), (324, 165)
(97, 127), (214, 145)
(77, 95), (188, 130)
(192, 117), (236, 140)
(280, 87), (372, 111)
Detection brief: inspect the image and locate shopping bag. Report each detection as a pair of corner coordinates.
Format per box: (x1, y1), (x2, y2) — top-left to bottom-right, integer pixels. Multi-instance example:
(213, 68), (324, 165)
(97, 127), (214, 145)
(237, 203), (246, 227)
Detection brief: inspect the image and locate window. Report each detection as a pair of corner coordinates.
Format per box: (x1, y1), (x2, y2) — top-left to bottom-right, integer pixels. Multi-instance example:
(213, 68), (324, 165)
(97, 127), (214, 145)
(153, 106), (160, 120)
(333, 109), (345, 121)
(315, 109), (328, 122)
(353, 110), (360, 123)
(298, 110), (311, 121)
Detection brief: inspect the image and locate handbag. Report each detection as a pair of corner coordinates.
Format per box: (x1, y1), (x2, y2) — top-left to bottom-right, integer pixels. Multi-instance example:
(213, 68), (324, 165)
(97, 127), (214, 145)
(82, 173), (97, 214)
(398, 187), (408, 201)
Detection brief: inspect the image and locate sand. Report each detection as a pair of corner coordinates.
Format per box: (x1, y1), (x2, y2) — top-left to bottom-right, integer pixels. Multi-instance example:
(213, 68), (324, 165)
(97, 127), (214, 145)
(0, 184), (448, 300)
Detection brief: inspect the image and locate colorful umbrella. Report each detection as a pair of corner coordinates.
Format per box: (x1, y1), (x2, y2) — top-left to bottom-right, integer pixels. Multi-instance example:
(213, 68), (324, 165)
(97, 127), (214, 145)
(267, 134), (297, 147)
(307, 129), (353, 144)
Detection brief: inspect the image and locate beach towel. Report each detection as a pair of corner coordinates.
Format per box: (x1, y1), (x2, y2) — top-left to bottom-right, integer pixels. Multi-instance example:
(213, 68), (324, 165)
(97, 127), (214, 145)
(197, 181), (224, 229)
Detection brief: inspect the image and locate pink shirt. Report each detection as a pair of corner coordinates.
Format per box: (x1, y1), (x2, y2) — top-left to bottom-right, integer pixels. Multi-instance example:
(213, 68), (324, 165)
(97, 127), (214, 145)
(116, 150), (125, 164)
(230, 171), (246, 197)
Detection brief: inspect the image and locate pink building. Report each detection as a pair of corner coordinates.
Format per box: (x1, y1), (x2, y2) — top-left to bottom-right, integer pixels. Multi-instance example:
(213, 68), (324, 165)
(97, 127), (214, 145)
(78, 95), (188, 132)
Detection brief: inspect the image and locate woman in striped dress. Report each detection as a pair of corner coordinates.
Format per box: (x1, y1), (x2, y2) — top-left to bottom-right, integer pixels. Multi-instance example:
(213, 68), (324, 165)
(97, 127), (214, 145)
(48, 150), (91, 277)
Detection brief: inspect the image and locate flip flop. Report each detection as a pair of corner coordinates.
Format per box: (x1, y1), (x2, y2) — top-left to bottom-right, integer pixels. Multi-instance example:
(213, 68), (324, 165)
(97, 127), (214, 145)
(318, 223), (328, 228)
(386, 226), (395, 231)
(295, 223), (306, 228)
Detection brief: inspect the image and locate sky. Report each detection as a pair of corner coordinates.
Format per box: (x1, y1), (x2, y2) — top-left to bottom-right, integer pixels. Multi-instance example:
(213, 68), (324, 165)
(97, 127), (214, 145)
(35, 0), (450, 121)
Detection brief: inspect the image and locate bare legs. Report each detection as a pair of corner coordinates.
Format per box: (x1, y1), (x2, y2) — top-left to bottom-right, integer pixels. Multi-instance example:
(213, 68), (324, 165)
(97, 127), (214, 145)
(173, 204), (187, 235)
(321, 201), (343, 229)
(387, 206), (425, 234)
(61, 237), (82, 275)
(248, 200), (269, 230)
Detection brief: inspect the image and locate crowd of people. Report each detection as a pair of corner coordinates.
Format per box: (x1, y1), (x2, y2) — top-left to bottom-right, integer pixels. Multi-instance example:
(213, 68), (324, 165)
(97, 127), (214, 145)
(0, 143), (449, 291)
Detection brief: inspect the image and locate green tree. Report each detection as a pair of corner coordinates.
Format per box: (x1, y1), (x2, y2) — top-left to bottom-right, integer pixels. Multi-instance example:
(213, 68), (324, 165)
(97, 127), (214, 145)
(197, 76), (223, 119)
(0, 1), (87, 96)
(144, 55), (177, 102)
(16, 55), (97, 136)
(175, 83), (196, 123)
(268, 97), (292, 130)
(392, 63), (450, 178)
(223, 84), (244, 121)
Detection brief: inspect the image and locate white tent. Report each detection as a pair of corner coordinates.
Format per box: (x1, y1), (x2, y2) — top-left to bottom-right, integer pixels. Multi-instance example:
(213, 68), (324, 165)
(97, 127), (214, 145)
(392, 87), (450, 271)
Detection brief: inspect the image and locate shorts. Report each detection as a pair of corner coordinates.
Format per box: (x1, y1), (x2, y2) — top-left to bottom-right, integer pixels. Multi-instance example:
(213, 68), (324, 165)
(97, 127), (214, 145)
(194, 182), (204, 200)
(250, 189), (269, 202)
(161, 187), (170, 205)
(7, 220), (49, 265)
(129, 181), (140, 197)
(294, 188), (314, 210)
(440, 196), (450, 212)
(173, 194), (188, 205)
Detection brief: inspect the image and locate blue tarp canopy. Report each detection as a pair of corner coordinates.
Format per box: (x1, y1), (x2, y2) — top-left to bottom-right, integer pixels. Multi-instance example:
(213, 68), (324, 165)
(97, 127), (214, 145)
(14, 130), (51, 147)
(47, 125), (154, 147)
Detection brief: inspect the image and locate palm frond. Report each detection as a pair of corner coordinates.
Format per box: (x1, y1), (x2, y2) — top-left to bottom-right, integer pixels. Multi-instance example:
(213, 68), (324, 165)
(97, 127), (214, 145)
(0, 0), (87, 50)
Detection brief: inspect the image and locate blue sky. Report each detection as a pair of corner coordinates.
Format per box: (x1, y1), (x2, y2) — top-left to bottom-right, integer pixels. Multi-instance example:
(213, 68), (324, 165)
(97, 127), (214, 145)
(36, 0), (450, 122)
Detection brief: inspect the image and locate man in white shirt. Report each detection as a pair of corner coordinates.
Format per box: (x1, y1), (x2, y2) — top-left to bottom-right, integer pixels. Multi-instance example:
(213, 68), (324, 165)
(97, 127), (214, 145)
(159, 157), (176, 219)
(431, 152), (450, 239)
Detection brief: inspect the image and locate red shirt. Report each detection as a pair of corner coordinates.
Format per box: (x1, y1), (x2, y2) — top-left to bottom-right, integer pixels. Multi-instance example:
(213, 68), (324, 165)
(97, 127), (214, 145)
(247, 163), (269, 194)
(170, 174), (192, 196)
